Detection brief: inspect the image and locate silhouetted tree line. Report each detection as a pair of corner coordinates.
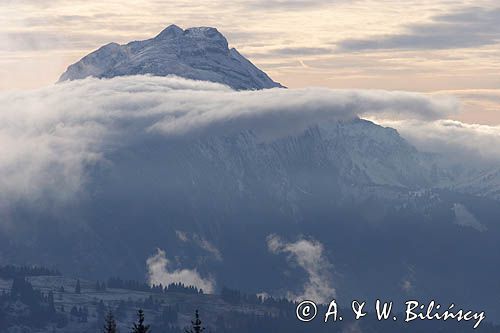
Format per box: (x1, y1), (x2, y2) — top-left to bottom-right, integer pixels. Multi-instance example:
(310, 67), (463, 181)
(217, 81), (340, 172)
(220, 286), (294, 309)
(102, 309), (198, 333)
(10, 276), (43, 307)
(124, 295), (179, 312)
(95, 280), (107, 291)
(0, 277), (67, 328)
(0, 264), (60, 279)
(1, 279), (500, 333)
(107, 277), (204, 294)
(70, 305), (89, 322)
(211, 309), (500, 333)
(1, 272), (499, 333)
(101, 309), (151, 333)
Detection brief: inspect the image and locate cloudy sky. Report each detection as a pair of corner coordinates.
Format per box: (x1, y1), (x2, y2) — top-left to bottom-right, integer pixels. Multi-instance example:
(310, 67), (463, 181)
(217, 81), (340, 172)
(1, 0), (499, 124)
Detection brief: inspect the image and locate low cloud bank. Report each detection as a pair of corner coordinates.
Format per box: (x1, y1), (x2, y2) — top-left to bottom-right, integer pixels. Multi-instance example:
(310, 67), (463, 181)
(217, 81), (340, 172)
(373, 118), (500, 164)
(0, 74), (492, 206)
(146, 248), (215, 293)
(147, 86), (457, 138)
(267, 234), (335, 303)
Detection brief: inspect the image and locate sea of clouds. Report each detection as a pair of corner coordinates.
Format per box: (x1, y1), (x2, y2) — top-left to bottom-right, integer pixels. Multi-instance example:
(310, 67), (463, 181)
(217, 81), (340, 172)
(0, 74), (474, 204)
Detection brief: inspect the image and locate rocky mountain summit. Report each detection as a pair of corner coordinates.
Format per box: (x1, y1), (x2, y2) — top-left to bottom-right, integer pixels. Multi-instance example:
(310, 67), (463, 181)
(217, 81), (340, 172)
(59, 25), (283, 90)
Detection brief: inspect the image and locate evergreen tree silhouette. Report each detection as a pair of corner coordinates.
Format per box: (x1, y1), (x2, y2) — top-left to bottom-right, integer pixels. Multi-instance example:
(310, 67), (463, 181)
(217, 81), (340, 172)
(185, 310), (204, 333)
(75, 279), (81, 294)
(131, 309), (150, 333)
(47, 291), (56, 314)
(97, 300), (107, 328)
(104, 311), (118, 333)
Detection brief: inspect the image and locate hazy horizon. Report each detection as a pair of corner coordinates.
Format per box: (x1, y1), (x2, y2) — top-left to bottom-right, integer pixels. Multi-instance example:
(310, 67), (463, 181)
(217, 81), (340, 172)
(1, 0), (499, 125)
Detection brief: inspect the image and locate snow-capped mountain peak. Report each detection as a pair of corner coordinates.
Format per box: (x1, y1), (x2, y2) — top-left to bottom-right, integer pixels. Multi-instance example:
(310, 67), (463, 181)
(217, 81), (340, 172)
(154, 24), (183, 39)
(58, 25), (283, 90)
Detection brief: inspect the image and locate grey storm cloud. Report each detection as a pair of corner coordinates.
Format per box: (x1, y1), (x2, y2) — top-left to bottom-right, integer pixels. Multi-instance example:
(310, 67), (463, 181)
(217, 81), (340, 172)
(337, 7), (500, 51)
(0, 74), (465, 205)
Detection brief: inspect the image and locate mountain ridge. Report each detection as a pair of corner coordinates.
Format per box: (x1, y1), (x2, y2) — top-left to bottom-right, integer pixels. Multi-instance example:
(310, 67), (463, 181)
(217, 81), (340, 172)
(58, 25), (284, 90)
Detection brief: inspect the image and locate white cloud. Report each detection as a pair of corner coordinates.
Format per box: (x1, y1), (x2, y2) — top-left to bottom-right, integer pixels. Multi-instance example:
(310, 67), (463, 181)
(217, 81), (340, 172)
(175, 230), (222, 261)
(175, 230), (189, 242)
(400, 264), (417, 294)
(0, 74), (485, 208)
(267, 234), (335, 303)
(372, 118), (500, 165)
(146, 248), (215, 293)
(401, 279), (413, 292)
(453, 203), (487, 232)
(148, 87), (457, 139)
(193, 234), (223, 261)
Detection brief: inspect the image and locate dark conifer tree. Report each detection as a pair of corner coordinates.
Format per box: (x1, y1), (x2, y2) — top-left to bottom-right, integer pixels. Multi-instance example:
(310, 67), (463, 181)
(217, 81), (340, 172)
(81, 306), (89, 322)
(185, 310), (204, 333)
(75, 279), (81, 294)
(47, 291), (55, 314)
(70, 306), (77, 315)
(115, 300), (127, 320)
(104, 311), (118, 333)
(97, 300), (106, 327)
(131, 309), (150, 333)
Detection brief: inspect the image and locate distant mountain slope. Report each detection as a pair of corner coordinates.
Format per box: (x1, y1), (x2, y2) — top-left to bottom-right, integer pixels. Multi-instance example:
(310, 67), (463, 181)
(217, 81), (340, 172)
(1, 274), (498, 333)
(454, 167), (500, 200)
(58, 25), (283, 90)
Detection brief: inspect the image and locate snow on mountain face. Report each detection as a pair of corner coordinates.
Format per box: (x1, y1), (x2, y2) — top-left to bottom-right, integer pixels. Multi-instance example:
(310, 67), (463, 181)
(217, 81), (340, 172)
(454, 167), (500, 200)
(98, 118), (437, 213)
(58, 25), (283, 90)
